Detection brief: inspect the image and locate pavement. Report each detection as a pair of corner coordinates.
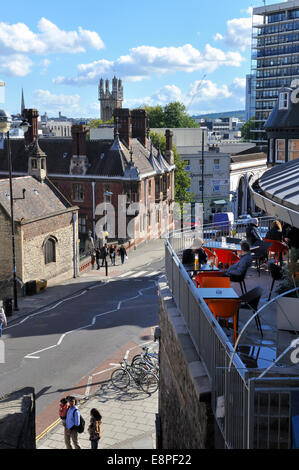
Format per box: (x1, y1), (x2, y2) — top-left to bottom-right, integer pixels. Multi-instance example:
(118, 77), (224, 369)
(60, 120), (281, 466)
(3, 238), (165, 450)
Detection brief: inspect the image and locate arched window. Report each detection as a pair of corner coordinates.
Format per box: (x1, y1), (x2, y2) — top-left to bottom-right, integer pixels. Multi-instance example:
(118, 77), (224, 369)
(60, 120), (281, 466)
(44, 237), (56, 264)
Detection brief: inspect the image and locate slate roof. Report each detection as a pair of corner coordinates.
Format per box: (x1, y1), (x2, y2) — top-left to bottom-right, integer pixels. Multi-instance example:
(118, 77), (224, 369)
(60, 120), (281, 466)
(0, 135), (174, 180)
(264, 86), (299, 130)
(0, 176), (74, 222)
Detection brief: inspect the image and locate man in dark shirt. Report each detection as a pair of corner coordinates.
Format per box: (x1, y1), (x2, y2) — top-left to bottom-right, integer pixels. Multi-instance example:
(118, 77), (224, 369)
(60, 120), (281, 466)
(226, 241), (252, 279)
(246, 218), (263, 247)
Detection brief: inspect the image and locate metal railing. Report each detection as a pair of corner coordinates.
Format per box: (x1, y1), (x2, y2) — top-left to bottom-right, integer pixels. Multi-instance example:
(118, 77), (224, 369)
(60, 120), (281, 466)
(165, 223), (299, 449)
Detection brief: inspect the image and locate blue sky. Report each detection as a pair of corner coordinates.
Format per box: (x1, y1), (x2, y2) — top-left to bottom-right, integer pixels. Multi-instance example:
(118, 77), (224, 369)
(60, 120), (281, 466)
(0, 0), (285, 118)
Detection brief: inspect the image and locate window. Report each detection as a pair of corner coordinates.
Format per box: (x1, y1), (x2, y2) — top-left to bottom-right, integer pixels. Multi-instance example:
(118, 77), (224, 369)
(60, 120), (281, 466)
(31, 158), (37, 169)
(276, 139), (285, 162)
(279, 92), (289, 110)
(45, 238), (56, 264)
(214, 159), (220, 170)
(213, 185), (220, 192)
(78, 216), (87, 234)
(72, 183), (84, 201)
(184, 160), (190, 171)
(288, 139), (299, 161)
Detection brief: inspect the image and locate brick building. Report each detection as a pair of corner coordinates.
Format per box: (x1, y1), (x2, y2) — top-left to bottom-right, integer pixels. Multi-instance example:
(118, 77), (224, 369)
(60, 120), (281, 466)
(0, 140), (79, 298)
(0, 108), (175, 251)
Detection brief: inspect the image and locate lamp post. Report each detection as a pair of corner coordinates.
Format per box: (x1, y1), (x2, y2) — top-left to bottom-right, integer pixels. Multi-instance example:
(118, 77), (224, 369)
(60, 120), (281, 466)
(0, 111), (29, 311)
(103, 190), (113, 277)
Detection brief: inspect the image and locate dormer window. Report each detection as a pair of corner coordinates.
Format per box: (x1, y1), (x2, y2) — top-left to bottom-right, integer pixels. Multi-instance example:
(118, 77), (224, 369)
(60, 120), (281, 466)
(31, 158), (37, 169)
(279, 92), (289, 110)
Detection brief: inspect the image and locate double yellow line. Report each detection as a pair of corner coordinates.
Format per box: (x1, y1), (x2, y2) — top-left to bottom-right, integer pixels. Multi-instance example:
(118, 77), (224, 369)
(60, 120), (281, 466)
(36, 418), (60, 442)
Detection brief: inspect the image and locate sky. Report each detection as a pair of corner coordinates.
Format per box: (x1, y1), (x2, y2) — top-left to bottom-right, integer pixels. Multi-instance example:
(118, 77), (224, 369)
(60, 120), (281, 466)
(0, 0), (286, 118)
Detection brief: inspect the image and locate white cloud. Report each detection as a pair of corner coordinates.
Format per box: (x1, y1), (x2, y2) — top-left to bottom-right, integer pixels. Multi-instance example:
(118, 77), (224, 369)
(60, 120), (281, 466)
(0, 18), (104, 76)
(0, 54), (33, 76)
(54, 43), (244, 85)
(32, 89), (81, 113)
(214, 13), (252, 51)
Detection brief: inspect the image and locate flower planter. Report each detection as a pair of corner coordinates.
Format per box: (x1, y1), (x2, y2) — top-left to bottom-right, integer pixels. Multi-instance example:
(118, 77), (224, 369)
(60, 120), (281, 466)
(277, 296), (299, 331)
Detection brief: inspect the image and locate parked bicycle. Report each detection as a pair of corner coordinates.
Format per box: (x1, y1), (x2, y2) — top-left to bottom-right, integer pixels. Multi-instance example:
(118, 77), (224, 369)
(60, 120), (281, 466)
(131, 346), (159, 376)
(111, 356), (159, 394)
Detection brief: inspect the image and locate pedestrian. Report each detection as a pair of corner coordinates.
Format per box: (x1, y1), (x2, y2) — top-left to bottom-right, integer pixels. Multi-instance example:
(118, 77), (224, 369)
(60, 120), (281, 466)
(100, 245), (108, 267)
(90, 249), (96, 270)
(0, 306), (7, 339)
(109, 245), (116, 266)
(64, 396), (81, 449)
(88, 408), (102, 449)
(118, 245), (127, 264)
(95, 248), (101, 270)
(59, 398), (69, 426)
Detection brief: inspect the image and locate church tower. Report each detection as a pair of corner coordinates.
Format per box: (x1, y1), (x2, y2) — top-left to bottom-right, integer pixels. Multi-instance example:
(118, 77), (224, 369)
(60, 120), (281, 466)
(98, 76), (123, 122)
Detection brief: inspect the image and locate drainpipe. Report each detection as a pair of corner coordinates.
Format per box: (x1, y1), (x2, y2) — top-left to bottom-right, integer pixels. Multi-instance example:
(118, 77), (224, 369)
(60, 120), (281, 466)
(72, 212), (78, 278)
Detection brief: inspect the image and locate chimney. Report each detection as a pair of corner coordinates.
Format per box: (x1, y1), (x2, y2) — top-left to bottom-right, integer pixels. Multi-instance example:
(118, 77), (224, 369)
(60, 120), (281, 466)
(23, 108), (39, 146)
(113, 108), (131, 148)
(131, 109), (147, 147)
(71, 124), (87, 156)
(165, 129), (174, 165)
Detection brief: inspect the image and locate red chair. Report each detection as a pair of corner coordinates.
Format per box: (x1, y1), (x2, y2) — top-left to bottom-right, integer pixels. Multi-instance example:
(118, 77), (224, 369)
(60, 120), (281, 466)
(203, 247), (217, 265)
(264, 239), (289, 265)
(212, 248), (240, 271)
(205, 298), (242, 343)
(194, 271), (224, 288)
(200, 277), (231, 288)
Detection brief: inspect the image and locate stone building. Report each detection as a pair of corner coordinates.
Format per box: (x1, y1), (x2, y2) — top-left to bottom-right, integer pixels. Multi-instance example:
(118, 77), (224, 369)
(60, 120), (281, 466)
(98, 76), (123, 122)
(0, 139), (79, 298)
(0, 108), (175, 252)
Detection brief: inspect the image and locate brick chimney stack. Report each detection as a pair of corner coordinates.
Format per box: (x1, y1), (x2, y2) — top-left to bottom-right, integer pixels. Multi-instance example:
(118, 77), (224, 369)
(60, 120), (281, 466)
(165, 129), (174, 165)
(113, 108), (131, 149)
(23, 109), (39, 146)
(71, 124), (88, 156)
(131, 109), (147, 147)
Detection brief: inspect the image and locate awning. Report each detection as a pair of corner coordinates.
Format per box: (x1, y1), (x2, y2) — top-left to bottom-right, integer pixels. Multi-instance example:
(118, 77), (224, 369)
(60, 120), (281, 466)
(213, 199), (227, 205)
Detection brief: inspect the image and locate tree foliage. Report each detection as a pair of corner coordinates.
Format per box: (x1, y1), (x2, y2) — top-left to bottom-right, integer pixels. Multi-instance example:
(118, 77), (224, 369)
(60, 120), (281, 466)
(144, 102), (199, 129)
(241, 117), (255, 141)
(150, 131), (195, 206)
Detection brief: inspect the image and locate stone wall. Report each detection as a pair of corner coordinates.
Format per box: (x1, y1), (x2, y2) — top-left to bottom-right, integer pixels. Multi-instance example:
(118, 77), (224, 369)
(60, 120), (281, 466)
(158, 278), (214, 449)
(22, 211), (76, 284)
(0, 387), (35, 449)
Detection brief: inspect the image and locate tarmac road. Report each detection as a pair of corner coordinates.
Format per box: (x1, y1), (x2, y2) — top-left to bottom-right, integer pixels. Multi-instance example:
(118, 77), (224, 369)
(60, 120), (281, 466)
(0, 254), (164, 419)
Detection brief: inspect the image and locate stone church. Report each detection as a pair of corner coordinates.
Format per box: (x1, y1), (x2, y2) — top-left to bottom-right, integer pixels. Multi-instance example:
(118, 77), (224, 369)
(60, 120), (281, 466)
(98, 76), (123, 122)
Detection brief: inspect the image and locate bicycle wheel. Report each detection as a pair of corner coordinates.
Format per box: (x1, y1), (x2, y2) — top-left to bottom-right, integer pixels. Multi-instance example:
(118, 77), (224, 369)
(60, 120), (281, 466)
(111, 368), (130, 390)
(139, 371), (159, 394)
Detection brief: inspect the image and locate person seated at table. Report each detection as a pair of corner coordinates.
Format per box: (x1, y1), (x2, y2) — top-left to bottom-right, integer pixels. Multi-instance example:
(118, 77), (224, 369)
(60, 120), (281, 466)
(182, 238), (208, 267)
(265, 220), (283, 242)
(225, 241), (252, 279)
(246, 218), (263, 247)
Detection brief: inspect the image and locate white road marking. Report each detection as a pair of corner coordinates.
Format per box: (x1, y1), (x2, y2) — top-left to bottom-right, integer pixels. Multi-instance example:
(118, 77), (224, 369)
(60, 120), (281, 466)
(118, 271), (134, 278)
(130, 271), (147, 278)
(23, 283), (156, 360)
(145, 271), (160, 277)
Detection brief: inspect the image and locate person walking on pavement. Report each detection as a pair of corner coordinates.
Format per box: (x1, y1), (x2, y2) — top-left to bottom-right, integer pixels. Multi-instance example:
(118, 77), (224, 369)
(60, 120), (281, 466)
(65, 396), (81, 449)
(118, 245), (127, 265)
(95, 248), (101, 270)
(0, 306), (7, 339)
(109, 245), (116, 266)
(100, 245), (108, 267)
(88, 408), (102, 449)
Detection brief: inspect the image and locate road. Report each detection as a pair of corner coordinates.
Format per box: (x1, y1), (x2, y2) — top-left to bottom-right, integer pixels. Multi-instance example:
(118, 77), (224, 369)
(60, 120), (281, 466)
(0, 255), (164, 419)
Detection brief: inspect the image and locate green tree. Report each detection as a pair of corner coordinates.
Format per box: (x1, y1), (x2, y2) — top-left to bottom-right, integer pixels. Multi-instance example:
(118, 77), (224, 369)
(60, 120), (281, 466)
(241, 117), (255, 141)
(144, 102), (199, 129)
(150, 131), (195, 207)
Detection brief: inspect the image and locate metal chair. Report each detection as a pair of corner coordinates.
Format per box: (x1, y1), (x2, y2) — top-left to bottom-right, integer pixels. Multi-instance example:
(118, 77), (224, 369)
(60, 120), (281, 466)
(268, 262), (283, 301)
(239, 286), (264, 337)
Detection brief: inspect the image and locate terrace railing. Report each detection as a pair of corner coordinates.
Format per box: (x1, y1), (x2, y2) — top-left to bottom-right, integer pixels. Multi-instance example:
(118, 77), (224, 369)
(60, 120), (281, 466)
(165, 224), (299, 449)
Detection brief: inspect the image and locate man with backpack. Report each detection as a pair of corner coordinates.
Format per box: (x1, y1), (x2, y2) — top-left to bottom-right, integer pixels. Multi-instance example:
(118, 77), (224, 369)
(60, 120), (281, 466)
(64, 396), (84, 449)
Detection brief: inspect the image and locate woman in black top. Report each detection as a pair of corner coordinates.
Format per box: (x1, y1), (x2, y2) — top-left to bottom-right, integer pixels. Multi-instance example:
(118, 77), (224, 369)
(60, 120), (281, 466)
(265, 220), (283, 242)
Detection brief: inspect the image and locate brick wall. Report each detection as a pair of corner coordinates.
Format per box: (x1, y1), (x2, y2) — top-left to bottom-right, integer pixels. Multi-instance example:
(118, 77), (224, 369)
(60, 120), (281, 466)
(157, 278), (214, 449)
